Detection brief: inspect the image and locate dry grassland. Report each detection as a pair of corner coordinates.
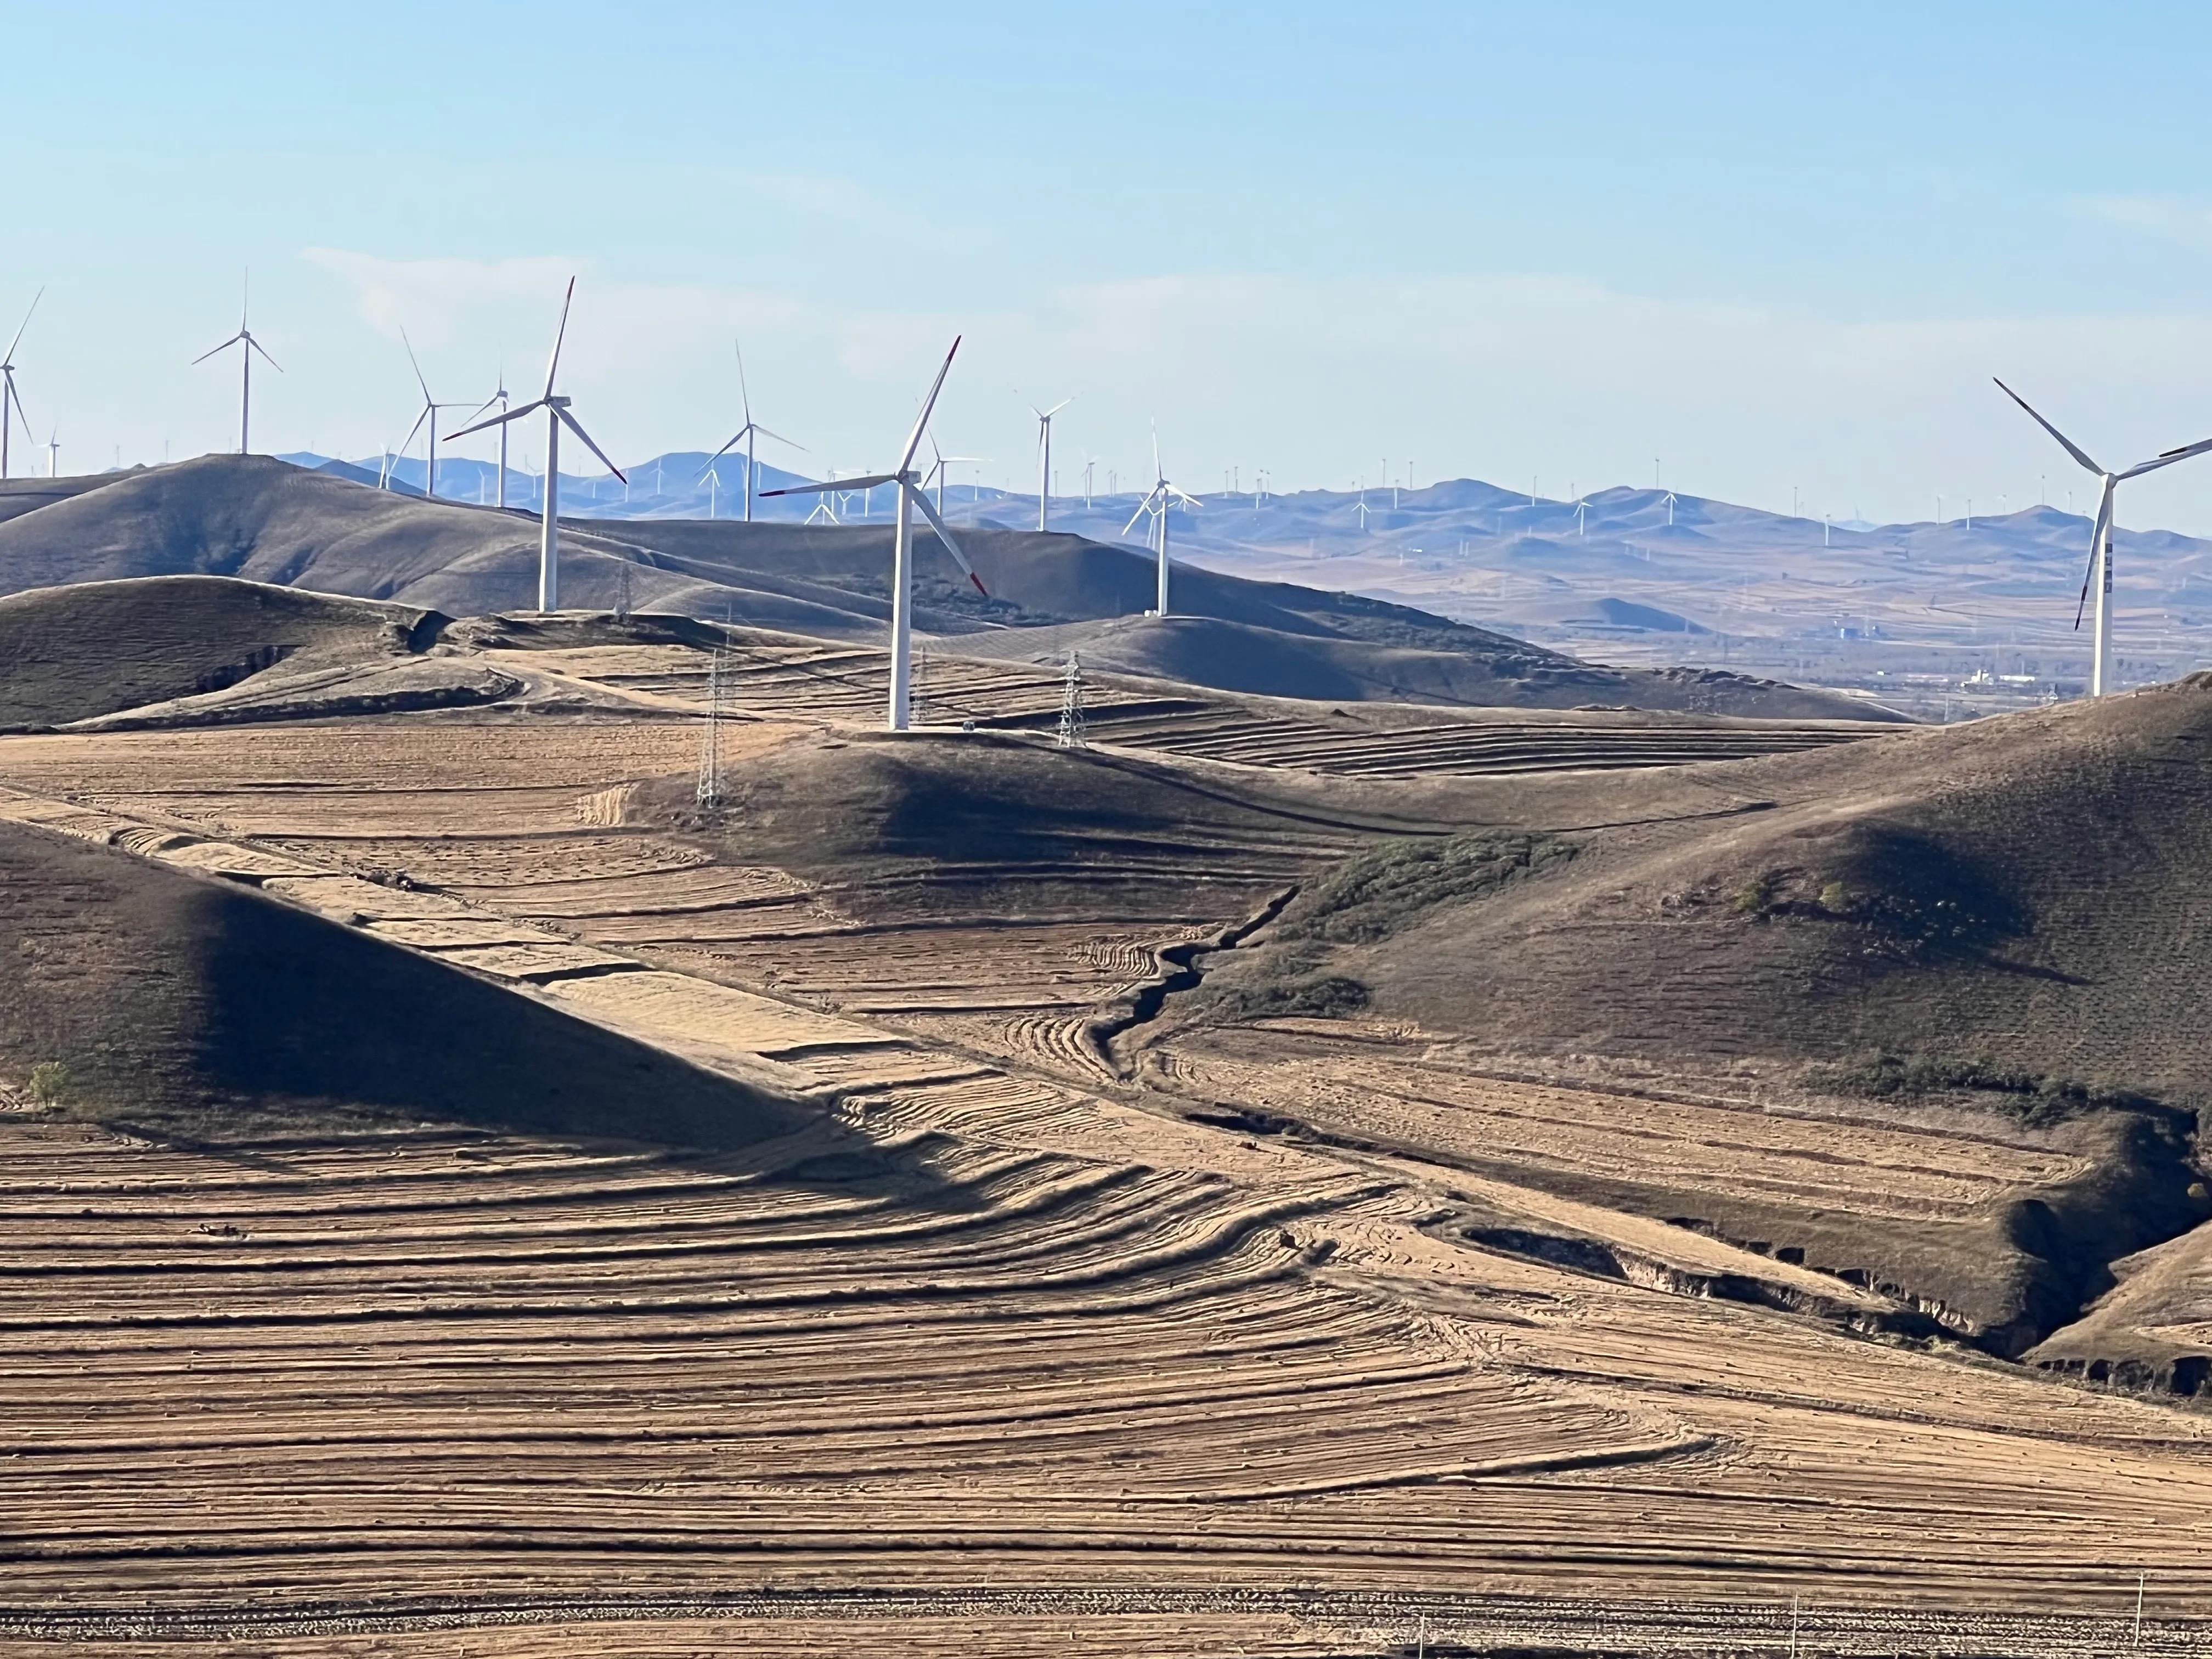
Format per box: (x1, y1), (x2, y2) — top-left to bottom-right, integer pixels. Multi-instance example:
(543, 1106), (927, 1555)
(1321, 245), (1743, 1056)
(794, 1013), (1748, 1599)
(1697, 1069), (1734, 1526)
(1, 687), (2209, 1653)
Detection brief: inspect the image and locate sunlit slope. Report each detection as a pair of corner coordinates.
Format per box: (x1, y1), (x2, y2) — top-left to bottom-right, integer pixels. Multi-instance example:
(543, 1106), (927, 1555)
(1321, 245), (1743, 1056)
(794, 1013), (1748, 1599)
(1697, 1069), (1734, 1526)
(0, 457), (1899, 718)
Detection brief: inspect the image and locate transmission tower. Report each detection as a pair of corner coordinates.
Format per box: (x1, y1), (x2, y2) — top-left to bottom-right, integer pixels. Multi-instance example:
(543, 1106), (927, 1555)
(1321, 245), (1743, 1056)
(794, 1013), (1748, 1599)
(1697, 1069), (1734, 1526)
(695, 648), (725, 809)
(1056, 651), (1087, 749)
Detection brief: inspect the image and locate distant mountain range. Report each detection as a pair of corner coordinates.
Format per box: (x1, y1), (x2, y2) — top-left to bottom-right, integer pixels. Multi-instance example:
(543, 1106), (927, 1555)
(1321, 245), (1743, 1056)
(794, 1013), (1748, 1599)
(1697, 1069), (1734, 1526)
(0, 455), (1895, 724)
(270, 448), (2212, 710)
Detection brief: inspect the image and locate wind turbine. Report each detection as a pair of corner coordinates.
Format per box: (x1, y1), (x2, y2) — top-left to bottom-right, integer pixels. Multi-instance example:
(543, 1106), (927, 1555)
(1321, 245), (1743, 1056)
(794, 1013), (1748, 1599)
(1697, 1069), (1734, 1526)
(761, 337), (989, 730)
(925, 438), (985, 515)
(397, 328), (470, 500)
(1030, 397), (1071, 531)
(192, 273), (281, 455)
(1, 287), (40, 480)
(44, 427), (59, 478)
(458, 366), (512, 508)
(1571, 497), (1590, 537)
(1993, 376), (2212, 697)
(1661, 489), (1678, 527)
(701, 341), (805, 522)
(1122, 429), (1201, 616)
(447, 277), (625, 612)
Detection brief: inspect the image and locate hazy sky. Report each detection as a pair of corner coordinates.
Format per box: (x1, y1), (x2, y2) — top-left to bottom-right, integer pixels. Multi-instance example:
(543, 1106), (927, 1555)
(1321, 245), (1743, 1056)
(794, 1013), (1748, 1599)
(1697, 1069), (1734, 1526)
(16, 1), (2212, 528)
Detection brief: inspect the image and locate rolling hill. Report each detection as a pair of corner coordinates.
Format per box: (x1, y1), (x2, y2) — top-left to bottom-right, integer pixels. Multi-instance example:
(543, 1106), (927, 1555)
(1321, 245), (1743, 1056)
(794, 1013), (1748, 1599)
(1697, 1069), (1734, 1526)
(0, 456), (1901, 720)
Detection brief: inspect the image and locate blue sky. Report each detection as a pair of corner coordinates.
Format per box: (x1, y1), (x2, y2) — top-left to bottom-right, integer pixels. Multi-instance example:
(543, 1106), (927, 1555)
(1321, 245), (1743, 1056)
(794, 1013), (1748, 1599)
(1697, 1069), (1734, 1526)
(15, 2), (2212, 528)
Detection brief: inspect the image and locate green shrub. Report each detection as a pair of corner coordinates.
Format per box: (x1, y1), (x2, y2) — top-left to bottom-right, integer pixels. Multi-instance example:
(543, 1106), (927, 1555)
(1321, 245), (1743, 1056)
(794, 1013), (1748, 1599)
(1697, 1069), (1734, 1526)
(1284, 830), (1576, 945)
(1731, 870), (1786, 918)
(1805, 1049), (2155, 1126)
(26, 1062), (69, 1105)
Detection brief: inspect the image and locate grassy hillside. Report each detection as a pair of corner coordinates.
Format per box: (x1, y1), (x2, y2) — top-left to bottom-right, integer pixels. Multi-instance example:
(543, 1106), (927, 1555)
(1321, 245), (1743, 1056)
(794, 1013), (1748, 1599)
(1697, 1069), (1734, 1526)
(0, 817), (805, 1147)
(0, 456), (1901, 720)
(0, 574), (444, 729)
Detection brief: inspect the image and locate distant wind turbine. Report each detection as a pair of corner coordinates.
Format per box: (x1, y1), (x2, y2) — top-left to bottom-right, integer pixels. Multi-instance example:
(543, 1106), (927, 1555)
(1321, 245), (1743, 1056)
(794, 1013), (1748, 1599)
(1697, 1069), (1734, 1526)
(44, 427), (59, 478)
(1, 287), (40, 480)
(1122, 428), (1201, 617)
(1661, 490), (1678, 527)
(701, 341), (805, 522)
(447, 277), (626, 612)
(192, 273), (281, 455)
(1993, 376), (2212, 697)
(1571, 497), (1590, 537)
(458, 366), (513, 509)
(1030, 397), (1071, 531)
(925, 438), (985, 516)
(397, 328), (471, 501)
(761, 337), (989, 730)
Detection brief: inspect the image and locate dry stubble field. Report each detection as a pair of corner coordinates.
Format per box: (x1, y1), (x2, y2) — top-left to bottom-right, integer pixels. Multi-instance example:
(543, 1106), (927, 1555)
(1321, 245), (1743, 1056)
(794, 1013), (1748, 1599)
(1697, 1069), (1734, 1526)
(1, 641), (2208, 1656)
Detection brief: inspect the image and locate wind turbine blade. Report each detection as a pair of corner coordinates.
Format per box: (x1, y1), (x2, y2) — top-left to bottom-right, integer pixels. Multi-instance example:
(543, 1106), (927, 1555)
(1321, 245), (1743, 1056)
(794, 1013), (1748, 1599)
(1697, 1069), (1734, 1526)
(2076, 483), (2116, 629)
(699, 432), (746, 478)
(8, 379), (33, 442)
(402, 326), (431, 400)
(556, 405), (625, 483)
(3, 286), (42, 363)
(735, 339), (753, 424)
(191, 333), (245, 366)
(909, 483), (987, 595)
(248, 335), (284, 373)
(752, 425), (806, 451)
(1121, 494), (1158, 537)
(400, 406), (430, 457)
(1042, 397), (1072, 419)
(459, 390), (503, 424)
(447, 398), (546, 441)
(896, 336), (961, 473)
(1168, 486), (1203, 510)
(763, 473), (894, 499)
(1992, 377), (2101, 475)
(2120, 435), (2212, 480)
(543, 276), (576, 399)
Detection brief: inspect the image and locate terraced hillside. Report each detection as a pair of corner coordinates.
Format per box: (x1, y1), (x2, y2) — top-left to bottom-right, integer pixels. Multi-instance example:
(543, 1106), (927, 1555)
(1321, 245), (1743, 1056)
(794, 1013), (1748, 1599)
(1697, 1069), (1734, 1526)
(5, 589), (2212, 1652)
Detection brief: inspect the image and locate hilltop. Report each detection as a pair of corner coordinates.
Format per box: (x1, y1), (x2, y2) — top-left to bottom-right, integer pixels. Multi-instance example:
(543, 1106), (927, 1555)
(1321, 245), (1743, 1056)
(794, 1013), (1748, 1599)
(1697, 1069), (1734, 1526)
(0, 456), (1900, 720)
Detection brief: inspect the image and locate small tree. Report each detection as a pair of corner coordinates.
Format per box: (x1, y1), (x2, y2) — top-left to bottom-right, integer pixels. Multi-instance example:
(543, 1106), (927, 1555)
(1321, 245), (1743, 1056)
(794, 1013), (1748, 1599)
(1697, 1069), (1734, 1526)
(26, 1062), (69, 1105)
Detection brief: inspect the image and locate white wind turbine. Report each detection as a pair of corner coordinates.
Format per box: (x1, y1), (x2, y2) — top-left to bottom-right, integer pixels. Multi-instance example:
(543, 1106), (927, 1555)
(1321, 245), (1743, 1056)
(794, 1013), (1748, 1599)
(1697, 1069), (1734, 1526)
(925, 438), (986, 516)
(447, 278), (625, 612)
(192, 273), (281, 455)
(1122, 430), (1201, 616)
(701, 341), (805, 522)
(1030, 397), (1071, 531)
(761, 337), (989, 730)
(1571, 496), (1590, 537)
(397, 328), (471, 501)
(1994, 376), (2212, 698)
(457, 366), (513, 508)
(1, 287), (40, 480)
(44, 427), (59, 478)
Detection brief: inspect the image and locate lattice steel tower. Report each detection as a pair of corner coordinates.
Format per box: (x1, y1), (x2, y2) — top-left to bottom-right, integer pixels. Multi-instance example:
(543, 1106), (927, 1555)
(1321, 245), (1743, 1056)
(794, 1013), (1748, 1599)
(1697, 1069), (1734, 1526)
(695, 648), (725, 809)
(1056, 651), (1087, 750)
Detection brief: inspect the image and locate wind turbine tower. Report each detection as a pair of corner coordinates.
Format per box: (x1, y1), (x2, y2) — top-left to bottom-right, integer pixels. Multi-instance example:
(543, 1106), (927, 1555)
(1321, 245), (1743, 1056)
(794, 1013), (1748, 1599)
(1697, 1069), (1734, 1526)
(44, 429), (58, 478)
(702, 341), (805, 522)
(459, 368), (513, 508)
(398, 328), (470, 500)
(1123, 431), (1201, 617)
(1031, 398), (1071, 531)
(447, 278), (626, 612)
(1993, 377), (2212, 697)
(192, 274), (281, 455)
(761, 338), (989, 730)
(1, 288), (40, 481)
